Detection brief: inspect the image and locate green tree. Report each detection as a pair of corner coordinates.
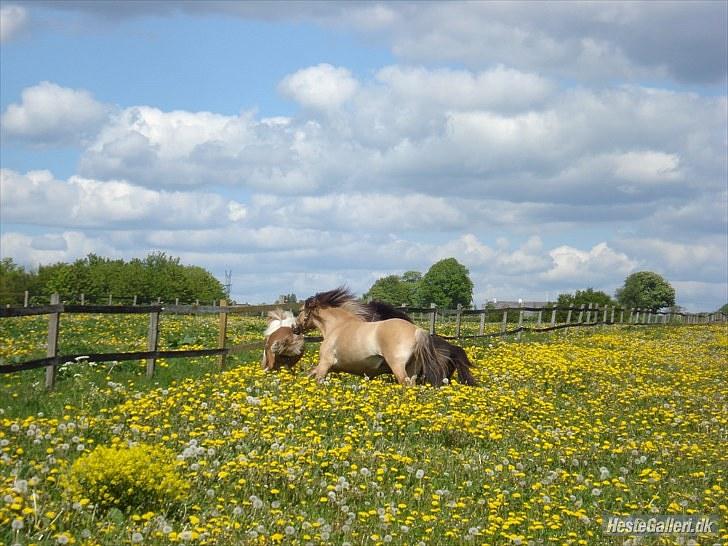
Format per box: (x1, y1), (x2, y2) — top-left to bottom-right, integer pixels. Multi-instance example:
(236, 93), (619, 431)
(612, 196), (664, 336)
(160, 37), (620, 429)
(0, 258), (36, 305)
(364, 275), (414, 306)
(555, 288), (615, 321)
(416, 258), (473, 308)
(8, 253), (225, 304)
(557, 288), (615, 308)
(401, 271), (422, 285)
(616, 271), (676, 311)
(718, 303), (728, 315)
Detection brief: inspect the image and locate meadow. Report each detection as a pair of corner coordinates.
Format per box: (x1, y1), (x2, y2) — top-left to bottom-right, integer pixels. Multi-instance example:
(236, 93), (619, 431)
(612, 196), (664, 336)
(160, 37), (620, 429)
(0, 313), (726, 545)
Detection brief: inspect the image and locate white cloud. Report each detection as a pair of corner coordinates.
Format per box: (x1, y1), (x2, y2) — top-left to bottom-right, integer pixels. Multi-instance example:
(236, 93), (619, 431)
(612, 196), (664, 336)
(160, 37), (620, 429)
(79, 105), (326, 191)
(0, 4), (27, 42)
(0, 168), (247, 229)
(613, 151), (681, 183)
(0, 231), (119, 266)
(1, 81), (111, 145)
(614, 237), (727, 283)
(646, 191), (728, 236)
(540, 242), (636, 284)
(375, 65), (554, 112)
(254, 192), (465, 232)
(69, 71), (724, 212)
(279, 64), (359, 110)
(355, 2), (727, 84)
(670, 281), (727, 312)
(22, 2), (727, 84)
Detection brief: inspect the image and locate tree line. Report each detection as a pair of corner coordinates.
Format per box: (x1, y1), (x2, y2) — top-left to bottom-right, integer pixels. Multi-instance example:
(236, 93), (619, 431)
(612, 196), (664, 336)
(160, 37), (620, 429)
(2, 252), (719, 312)
(0, 253), (225, 305)
(365, 259), (693, 312)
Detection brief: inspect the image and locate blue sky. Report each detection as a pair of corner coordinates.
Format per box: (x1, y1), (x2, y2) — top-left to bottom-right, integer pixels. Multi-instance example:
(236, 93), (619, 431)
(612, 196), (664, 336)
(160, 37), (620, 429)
(1, 1), (726, 309)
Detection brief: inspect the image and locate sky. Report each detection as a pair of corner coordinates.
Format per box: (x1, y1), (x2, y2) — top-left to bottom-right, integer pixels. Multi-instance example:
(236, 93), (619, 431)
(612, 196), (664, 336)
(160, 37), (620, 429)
(0, 1), (726, 310)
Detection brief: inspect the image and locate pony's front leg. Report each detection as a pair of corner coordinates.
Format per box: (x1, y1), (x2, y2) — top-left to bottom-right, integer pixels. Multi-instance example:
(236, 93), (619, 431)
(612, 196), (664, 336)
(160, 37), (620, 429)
(309, 345), (336, 383)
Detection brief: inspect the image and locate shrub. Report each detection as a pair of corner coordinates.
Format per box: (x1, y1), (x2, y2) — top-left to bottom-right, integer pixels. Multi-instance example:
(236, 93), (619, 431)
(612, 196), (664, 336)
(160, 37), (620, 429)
(63, 443), (189, 512)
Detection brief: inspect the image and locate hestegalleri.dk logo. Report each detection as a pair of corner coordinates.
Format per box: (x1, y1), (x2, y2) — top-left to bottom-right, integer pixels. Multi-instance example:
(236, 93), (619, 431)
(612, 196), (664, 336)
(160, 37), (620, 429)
(602, 514), (720, 535)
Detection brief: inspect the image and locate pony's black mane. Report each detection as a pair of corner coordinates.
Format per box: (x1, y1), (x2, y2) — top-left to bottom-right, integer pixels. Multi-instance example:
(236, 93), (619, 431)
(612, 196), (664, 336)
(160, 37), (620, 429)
(304, 287), (369, 320)
(363, 300), (413, 323)
(308, 286), (357, 309)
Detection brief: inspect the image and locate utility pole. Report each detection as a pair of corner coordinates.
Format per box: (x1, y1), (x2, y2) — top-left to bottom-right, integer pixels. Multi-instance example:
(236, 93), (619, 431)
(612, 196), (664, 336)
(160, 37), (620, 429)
(224, 270), (232, 300)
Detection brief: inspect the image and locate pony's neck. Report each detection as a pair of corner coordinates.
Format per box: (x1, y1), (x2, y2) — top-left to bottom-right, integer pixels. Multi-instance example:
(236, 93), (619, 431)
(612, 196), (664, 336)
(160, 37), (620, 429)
(314, 307), (359, 335)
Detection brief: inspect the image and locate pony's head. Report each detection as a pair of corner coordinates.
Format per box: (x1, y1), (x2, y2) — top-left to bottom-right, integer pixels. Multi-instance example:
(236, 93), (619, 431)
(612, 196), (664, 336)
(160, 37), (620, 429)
(295, 286), (366, 332)
(295, 294), (321, 333)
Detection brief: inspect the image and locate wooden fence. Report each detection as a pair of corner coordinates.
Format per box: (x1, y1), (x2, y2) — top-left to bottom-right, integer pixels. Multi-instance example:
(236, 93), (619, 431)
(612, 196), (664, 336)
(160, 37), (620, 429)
(0, 295), (724, 388)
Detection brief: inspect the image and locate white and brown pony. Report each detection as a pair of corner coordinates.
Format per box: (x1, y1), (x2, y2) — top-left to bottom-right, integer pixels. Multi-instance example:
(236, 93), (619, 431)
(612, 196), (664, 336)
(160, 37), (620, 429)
(261, 309), (304, 371)
(294, 288), (451, 386)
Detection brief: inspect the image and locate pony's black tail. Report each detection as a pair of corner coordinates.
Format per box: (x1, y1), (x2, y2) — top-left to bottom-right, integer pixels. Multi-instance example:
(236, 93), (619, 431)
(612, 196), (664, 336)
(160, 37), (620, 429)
(433, 335), (477, 386)
(409, 329), (450, 386)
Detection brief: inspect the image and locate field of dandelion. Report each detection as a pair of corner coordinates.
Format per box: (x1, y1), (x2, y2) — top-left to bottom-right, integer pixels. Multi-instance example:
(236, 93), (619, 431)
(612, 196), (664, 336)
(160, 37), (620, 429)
(1, 314), (726, 546)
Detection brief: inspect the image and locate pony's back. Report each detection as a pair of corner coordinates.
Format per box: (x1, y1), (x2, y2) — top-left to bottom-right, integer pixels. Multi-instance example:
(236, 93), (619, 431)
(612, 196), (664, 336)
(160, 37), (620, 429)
(265, 309), (297, 336)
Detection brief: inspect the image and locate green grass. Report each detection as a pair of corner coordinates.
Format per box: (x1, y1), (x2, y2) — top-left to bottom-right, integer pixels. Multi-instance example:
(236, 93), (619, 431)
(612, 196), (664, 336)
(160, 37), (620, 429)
(1, 315), (726, 545)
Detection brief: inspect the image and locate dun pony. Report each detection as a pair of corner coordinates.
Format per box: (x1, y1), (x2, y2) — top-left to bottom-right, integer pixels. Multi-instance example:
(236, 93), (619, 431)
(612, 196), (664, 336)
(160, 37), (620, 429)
(295, 288), (451, 386)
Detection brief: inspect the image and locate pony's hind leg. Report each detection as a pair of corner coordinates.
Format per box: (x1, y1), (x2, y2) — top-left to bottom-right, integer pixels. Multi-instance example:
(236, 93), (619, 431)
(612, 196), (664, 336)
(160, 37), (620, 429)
(386, 360), (410, 385)
(380, 349), (414, 385)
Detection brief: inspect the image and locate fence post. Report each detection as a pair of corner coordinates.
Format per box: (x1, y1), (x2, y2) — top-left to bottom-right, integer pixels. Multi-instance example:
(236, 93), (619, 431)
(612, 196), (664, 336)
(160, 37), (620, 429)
(537, 308), (543, 328)
(479, 310), (485, 336)
(24, 290), (29, 308)
(176, 298), (179, 306)
(80, 293), (85, 306)
(610, 306), (615, 324)
(602, 305), (608, 324)
(133, 295), (137, 306)
(45, 293), (61, 390)
(501, 309), (508, 334)
(566, 306), (572, 324)
(429, 303), (437, 335)
(218, 299), (228, 369)
(516, 302), (524, 341)
(455, 304), (463, 339)
(550, 307), (557, 327)
(108, 293), (113, 305)
(578, 304), (585, 324)
(146, 309), (160, 378)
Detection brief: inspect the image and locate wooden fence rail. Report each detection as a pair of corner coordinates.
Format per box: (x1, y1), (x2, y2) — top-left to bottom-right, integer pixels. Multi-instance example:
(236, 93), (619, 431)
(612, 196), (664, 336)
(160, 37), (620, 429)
(1, 294), (725, 388)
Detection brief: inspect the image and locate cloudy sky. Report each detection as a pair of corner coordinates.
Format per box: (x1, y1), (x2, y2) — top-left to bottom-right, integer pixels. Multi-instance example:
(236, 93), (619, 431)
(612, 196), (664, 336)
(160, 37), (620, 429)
(1, 1), (726, 309)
